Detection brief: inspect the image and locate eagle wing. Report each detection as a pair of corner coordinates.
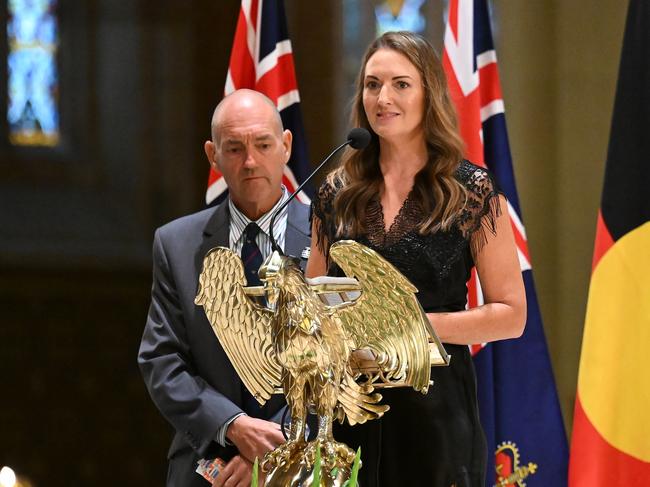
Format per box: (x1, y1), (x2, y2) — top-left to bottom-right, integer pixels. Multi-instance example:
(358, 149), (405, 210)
(195, 247), (282, 404)
(329, 240), (432, 393)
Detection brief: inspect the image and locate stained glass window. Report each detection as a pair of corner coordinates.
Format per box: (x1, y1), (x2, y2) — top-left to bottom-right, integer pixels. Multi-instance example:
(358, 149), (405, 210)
(375, 0), (427, 36)
(7, 0), (59, 146)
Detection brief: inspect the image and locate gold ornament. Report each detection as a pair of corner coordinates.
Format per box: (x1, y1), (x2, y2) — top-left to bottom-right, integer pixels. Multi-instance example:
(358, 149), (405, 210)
(195, 240), (449, 486)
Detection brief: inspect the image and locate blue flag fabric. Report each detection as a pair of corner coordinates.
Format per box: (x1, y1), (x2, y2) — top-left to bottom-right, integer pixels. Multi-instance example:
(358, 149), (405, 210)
(443, 1), (569, 485)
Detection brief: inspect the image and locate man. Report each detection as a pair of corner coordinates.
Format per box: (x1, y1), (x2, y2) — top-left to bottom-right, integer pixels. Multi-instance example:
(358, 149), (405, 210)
(138, 89), (311, 487)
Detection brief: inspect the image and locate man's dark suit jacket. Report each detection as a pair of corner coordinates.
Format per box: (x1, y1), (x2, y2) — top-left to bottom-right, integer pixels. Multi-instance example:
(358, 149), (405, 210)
(138, 198), (311, 487)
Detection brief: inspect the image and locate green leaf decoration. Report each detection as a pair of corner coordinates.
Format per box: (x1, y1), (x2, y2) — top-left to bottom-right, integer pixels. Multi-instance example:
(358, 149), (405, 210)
(312, 445), (322, 487)
(348, 447), (361, 487)
(330, 467), (339, 477)
(251, 457), (259, 487)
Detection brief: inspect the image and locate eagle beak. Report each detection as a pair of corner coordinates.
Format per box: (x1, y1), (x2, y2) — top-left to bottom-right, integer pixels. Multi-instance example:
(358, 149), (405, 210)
(259, 251), (284, 312)
(265, 281), (279, 311)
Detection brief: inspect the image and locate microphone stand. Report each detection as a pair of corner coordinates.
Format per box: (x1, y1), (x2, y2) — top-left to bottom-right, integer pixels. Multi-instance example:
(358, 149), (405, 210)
(269, 139), (353, 254)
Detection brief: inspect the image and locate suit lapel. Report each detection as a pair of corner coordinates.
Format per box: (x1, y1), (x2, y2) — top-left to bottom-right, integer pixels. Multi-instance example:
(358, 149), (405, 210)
(194, 202), (230, 277)
(202, 201), (230, 248)
(284, 199), (311, 259)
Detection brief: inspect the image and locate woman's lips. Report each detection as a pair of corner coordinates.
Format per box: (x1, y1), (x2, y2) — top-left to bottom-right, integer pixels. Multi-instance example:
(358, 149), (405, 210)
(376, 112), (399, 120)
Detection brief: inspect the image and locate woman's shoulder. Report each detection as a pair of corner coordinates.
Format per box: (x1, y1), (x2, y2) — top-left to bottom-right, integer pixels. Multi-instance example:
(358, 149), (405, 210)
(312, 172), (342, 223)
(316, 176), (340, 197)
(454, 159), (498, 192)
(454, 159), (503, 251)
(314, 172), (345, 206)
(454, 159), (502, 208)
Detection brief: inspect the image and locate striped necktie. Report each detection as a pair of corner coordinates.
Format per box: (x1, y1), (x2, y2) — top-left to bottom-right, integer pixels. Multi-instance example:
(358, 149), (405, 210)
(241, 223), (262, 286)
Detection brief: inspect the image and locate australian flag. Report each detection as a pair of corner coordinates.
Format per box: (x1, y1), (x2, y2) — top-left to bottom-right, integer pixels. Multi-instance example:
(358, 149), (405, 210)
(443, 1), (569, 485)
(206, 0), (311, 205)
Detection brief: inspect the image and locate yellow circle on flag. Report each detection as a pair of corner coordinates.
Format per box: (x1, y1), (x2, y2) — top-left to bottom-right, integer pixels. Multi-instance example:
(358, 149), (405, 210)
(578, 222), (650, 461)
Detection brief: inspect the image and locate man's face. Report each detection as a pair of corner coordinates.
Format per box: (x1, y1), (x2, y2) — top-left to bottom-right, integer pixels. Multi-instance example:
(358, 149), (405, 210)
(205, 95), (291, 219)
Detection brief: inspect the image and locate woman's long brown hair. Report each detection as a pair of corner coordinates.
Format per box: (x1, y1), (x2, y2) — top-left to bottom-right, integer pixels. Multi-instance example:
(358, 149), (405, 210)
(329, 31), (467, 237)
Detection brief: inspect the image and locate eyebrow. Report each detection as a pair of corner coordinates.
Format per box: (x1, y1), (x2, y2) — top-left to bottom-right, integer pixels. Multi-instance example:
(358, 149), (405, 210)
(222, 139), (244, 146)
(253, 134), (274, 142)
(222, 134), (274, 145)
(364, 74), (414, 81)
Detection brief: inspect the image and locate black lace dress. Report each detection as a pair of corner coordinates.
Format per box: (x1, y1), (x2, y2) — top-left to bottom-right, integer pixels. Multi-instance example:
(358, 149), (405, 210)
(312, 160), (500, 487)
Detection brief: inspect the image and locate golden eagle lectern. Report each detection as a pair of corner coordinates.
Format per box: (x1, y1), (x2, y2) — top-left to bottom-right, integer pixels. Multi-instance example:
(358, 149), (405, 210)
(195, 240), (448, 486)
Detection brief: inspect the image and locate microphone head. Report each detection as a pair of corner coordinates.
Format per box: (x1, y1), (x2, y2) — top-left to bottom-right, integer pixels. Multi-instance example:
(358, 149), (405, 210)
(347, 128), (372, 150)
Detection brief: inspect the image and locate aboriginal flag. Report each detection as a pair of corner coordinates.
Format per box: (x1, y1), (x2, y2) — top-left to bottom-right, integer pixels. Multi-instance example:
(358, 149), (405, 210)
(568, 1), (650, 484)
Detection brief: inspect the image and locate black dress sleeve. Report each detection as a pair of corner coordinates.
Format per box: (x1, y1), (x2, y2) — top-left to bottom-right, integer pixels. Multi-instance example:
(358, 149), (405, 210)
(455, 160), (503, 258)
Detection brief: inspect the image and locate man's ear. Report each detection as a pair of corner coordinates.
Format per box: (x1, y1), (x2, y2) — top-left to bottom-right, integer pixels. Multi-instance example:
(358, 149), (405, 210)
(282, 129), (293, 164)
(204, 140), (219, 171)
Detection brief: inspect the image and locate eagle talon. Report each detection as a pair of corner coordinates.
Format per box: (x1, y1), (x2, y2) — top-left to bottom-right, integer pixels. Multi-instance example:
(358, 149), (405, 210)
(263, 439), (308, 471)
(304, 439), (358, 470)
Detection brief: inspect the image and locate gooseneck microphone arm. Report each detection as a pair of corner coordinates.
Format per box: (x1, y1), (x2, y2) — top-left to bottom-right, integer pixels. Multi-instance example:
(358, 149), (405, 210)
(269, 128), (371, 254)
(268, 139), (350, 254)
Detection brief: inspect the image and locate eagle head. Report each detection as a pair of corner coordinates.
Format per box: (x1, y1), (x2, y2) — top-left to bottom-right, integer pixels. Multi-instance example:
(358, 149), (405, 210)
(258, 251), (301, 311)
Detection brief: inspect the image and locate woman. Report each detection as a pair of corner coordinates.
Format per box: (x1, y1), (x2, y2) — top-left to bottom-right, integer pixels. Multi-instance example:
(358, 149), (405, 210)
(306, 31), (526, 487)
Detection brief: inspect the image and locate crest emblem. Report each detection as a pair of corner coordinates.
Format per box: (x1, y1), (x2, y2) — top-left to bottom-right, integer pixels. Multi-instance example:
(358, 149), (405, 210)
(494, 441), (538, 487)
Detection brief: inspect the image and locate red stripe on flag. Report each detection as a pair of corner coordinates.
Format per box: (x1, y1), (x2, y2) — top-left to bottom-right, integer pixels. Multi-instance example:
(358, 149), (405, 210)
(456, 89), (484, 165)
(592, 210), (614, 271)
(478, 62), (503, 106)
(510, 220), (531, 263)
(470, 344), (485, 355)
(255, 53), (298, 104)
(281, 174), (297, 194)
(250, 0), (259, 33)
(467, 268), (479, 308)
(208, 167), (221, 186)
(569, 395), (650, 486)
(228, 10), (256, 88)
(448, 0), (459, 42)
(442, 55), (484, 166)
(467, 268), (488, 356)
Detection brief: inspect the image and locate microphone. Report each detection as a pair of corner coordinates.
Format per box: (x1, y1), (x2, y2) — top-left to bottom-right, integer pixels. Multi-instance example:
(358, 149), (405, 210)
(269, 128), (371, 253)
(347, 127), (372, 150)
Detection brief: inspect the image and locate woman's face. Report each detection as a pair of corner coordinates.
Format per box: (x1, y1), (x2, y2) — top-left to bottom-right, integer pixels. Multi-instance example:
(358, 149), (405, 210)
(362, 48), (425, 143)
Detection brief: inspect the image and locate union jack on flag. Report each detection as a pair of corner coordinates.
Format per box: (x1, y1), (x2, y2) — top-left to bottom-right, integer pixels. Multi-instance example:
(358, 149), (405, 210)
(443, 1), (568, 486)
(206, 0), (312, 205)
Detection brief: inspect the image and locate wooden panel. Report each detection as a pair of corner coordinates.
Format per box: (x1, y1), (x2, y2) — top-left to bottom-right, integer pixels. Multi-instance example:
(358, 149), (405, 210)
(0, 269), (169, 486)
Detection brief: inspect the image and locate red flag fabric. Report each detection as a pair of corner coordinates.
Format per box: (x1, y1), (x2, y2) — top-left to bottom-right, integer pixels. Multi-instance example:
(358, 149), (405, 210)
(206, 0), (311, 205)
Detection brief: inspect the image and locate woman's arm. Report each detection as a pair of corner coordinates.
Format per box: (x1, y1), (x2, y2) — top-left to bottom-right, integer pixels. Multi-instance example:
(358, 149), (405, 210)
(428, 194), (526, 344)
(305, 216), (328, 278)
